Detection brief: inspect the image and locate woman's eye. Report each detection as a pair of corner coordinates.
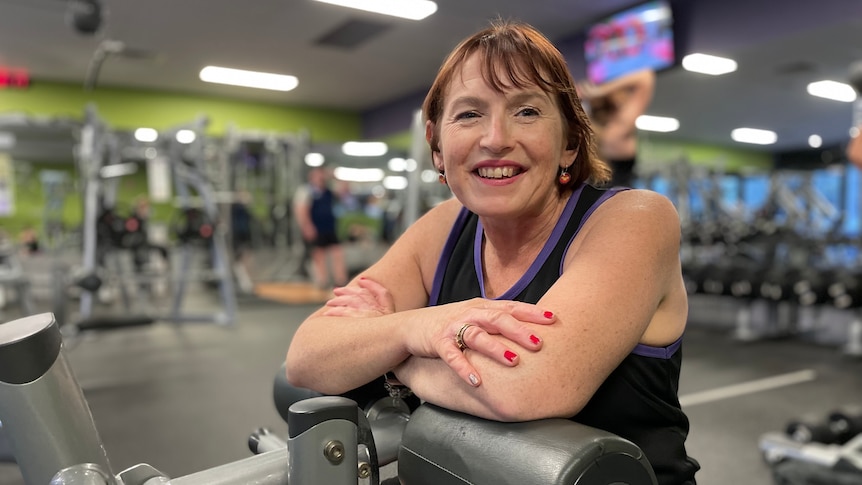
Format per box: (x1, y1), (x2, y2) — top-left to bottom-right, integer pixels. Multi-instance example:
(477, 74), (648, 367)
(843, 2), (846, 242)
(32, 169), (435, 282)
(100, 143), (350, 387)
(517, 107), (540, 117)
(455, 111), (479, 120)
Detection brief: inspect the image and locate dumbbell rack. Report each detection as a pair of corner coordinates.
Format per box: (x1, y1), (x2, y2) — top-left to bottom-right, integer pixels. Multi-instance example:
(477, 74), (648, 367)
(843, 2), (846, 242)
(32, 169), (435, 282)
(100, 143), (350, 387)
(760, 430), (862, 476)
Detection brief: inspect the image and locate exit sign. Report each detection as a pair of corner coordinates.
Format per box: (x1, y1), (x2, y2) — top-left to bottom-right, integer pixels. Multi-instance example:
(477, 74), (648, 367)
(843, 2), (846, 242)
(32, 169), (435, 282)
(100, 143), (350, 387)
(0, 68), (30, 88)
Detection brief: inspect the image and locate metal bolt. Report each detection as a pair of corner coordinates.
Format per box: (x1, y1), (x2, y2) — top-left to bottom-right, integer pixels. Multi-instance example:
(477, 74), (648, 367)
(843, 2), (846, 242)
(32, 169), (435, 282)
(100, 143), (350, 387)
(358, 462), (371, 479)
(323, 440), (345, 464)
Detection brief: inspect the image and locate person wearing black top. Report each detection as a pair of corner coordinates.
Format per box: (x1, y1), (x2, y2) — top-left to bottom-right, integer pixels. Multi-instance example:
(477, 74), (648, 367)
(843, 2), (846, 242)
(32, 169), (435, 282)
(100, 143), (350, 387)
(287, 20), (698, 485)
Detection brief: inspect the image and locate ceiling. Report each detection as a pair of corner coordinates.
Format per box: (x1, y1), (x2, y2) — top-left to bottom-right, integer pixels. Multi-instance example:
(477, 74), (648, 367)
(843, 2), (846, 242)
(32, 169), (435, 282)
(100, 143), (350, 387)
(1, 0), (861, 164)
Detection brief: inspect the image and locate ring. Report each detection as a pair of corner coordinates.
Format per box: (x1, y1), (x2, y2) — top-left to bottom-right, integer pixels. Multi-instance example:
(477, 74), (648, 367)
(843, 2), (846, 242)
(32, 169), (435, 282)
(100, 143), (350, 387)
(455, 323), (472, 351)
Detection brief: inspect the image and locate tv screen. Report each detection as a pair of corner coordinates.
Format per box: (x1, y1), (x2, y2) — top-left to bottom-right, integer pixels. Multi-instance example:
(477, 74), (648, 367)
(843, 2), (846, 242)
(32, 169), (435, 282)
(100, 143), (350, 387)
(584, 0), (675, 85)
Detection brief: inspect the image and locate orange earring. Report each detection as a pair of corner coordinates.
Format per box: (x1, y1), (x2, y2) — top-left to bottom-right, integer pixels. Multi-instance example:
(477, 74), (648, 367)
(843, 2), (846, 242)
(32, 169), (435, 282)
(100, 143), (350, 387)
(558, 166), (572, 185)
(439, 172), (447, 184)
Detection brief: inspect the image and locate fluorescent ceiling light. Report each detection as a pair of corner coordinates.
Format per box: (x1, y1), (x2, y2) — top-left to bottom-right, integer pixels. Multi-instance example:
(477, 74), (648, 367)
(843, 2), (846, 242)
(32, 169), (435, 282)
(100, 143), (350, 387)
(333, 167), (385, 182)
(383, 175), (409, 190)
(342, 141), (388, 157)
(176, 129), (196, 144)
(636, 115), (679, 133)
(682, 53), (737, 76)
(200, 66), (298, 92)
(731, 128), (777, 145)
(134, 127), (158, 143)
(806, 80), (857, 103)
(388, 157), (407, 172)
(305, 152), (325, 167)
(808, 134), (822, 148)
(314, 0), (437, 20)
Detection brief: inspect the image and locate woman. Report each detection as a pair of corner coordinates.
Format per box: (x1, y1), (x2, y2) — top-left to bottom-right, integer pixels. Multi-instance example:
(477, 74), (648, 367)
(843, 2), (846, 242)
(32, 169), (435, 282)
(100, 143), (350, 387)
(576, 68), (655, 187)
(286, 20), (698, 485)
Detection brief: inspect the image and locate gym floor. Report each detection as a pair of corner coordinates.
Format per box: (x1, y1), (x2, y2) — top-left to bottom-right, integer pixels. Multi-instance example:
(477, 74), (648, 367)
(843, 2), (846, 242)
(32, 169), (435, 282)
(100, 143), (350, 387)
(0, 289), (860, 484)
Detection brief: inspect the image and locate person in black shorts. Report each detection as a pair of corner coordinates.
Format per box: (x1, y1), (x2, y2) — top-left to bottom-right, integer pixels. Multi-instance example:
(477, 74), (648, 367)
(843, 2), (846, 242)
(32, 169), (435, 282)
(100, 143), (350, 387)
(293, 167), (348, 289)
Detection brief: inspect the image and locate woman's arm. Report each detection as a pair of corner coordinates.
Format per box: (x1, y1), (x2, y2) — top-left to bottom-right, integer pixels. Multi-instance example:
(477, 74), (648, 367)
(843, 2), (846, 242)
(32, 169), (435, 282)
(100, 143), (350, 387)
(395, 190), (684, 422)
(292, 186), (316, 242)
(849, 125), (862, 168)
(577, 68), (655, 102)
(285, 199), (556, 394)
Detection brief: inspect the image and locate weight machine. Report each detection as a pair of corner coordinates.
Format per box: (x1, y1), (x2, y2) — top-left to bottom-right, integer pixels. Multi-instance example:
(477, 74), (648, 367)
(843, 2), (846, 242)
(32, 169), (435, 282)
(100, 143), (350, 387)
(73, 104), (159, 333)
(161, 116), (237, 325)
(0, 312), (658, 485)
(68, 106), (237, 334)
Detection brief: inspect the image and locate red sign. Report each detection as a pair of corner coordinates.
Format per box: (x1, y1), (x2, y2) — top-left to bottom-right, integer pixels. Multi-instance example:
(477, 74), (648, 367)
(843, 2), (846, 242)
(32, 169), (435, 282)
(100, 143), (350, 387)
(0, 68), (30, 88)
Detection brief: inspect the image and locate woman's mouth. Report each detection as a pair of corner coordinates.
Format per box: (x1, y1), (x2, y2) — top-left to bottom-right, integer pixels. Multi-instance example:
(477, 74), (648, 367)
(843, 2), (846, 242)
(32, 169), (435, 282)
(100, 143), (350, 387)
(476, 167), (522, 179)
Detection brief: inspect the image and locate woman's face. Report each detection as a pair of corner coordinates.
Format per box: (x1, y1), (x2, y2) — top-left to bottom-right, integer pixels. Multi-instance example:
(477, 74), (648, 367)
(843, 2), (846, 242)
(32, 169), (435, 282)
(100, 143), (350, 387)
(429, 53), (576, 218)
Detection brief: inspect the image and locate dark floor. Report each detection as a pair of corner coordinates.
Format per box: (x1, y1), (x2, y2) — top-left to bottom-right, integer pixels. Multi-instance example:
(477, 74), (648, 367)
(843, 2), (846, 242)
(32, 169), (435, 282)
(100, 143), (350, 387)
(1, 288), (861, 485)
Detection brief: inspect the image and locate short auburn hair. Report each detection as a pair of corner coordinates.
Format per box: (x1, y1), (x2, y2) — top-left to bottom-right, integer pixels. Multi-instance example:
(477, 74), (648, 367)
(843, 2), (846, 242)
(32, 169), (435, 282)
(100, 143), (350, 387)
(422, 19), (610, 186)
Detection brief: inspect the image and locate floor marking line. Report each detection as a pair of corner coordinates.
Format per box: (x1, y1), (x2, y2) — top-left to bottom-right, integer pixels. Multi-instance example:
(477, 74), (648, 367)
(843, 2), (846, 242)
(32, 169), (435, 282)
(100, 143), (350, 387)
(679, 369), (817, 407)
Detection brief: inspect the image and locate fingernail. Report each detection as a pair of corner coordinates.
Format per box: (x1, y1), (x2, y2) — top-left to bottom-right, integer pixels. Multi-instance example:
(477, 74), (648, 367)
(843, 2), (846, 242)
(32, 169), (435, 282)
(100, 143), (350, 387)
(543, 311), (554, 319)
(504, 350), (518, 362)
(530, 335), (541, 345)
(469, 374), (480, 386)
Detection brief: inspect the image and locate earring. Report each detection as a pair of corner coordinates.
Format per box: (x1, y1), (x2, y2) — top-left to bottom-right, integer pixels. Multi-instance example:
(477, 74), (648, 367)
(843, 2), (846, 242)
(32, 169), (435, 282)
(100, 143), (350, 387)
(558, 166), (572, 185)
(438, 171), (447, 184)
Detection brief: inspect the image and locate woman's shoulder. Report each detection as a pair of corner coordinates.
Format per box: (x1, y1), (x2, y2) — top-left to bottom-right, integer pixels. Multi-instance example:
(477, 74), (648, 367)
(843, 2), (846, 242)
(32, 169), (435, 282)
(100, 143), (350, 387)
(591, 188), (680, 234)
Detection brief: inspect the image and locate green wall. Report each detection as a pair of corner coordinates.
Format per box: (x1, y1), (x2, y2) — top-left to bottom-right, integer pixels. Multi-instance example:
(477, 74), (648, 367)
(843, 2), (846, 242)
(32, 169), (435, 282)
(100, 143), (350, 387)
(0, 81), (361, 140)
(0, 81), (366, 241)
(638, 136), (773, 173)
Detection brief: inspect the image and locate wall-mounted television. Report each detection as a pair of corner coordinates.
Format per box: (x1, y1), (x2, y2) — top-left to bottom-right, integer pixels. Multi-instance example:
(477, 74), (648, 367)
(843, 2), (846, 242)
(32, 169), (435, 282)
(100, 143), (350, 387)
(584, 0), (675, 85)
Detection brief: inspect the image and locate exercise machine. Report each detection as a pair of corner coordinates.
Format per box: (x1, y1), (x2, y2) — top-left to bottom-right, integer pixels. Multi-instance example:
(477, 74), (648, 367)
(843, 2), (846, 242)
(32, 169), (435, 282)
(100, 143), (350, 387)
(161, 117), (237, 325)
(0, 312), (657, 485)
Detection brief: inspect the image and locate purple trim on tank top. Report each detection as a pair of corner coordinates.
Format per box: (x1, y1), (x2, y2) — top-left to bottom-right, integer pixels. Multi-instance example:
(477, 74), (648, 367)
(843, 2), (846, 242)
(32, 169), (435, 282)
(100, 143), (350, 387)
(632, 336), (682, 359)
(559, 187), (627, 275)
(429, 208), (473, 306)
(475, 185), (586, 300)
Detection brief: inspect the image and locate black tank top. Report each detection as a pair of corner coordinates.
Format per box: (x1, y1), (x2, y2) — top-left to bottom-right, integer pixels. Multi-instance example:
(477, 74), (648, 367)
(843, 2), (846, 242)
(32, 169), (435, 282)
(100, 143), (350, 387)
(429, 184), (700, 485)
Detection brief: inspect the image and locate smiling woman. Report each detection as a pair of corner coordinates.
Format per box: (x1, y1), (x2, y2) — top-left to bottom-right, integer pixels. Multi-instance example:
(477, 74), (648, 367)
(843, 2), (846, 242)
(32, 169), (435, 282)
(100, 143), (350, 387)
(286, 19), (699, 485)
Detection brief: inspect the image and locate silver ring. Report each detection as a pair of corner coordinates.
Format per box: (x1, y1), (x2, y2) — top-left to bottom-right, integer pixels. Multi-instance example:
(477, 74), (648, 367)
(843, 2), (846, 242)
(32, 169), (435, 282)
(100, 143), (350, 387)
(455, 323), (472, 351)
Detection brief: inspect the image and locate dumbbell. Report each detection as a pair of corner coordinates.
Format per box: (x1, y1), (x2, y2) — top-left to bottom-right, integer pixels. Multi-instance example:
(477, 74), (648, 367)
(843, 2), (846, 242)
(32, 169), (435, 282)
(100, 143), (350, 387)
(794, 268), (836, 306)
(829, 270), (862, 309)
(786, 412), (843, 444)
(827, 405), (862, 445)
(729, 263), (767, 300)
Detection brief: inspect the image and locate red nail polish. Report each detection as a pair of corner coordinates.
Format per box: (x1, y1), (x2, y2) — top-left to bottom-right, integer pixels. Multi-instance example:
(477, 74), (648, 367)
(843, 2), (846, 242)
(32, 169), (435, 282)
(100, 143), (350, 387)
(530, 335), (541, 345)
(543, 311), (554, 319)
(504, 350), (517, 362)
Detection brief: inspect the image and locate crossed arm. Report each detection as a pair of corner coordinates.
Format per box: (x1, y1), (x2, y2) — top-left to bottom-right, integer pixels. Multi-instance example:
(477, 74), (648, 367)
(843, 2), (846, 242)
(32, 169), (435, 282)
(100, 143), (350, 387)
(285, 191), (683, 421)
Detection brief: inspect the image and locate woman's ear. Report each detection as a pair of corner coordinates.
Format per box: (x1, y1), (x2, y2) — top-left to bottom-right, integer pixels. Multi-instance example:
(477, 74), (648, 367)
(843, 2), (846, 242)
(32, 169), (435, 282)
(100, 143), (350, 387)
(425, 120), (439, 152)
(561, 145), (579, 169)
(431, 150), (443, 173)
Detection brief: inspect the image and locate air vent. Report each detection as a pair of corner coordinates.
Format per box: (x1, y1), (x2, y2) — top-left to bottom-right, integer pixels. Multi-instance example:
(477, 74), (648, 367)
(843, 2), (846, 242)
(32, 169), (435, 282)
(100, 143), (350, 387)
(315, 18), (391, 50)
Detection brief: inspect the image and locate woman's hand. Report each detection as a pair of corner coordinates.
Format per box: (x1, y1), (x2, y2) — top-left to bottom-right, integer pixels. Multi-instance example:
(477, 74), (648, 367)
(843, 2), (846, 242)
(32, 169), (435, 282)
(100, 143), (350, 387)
(415, 298), (555, 387)
(323, 277), (556, 387)
(324, 277), (395, 318)
(575, 79), (600, 100)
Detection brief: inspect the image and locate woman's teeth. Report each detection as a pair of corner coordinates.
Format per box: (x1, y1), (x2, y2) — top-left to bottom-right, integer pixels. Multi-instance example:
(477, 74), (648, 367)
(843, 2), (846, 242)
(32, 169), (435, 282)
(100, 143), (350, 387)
(477, 167), (518, 179)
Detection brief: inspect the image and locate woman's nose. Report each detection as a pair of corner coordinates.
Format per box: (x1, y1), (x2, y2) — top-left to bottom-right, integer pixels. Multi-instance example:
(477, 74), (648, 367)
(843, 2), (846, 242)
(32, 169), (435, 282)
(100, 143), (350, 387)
(480, 115), (513, 153)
